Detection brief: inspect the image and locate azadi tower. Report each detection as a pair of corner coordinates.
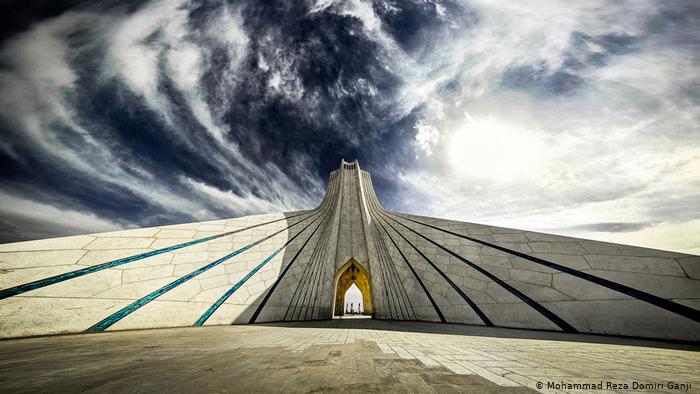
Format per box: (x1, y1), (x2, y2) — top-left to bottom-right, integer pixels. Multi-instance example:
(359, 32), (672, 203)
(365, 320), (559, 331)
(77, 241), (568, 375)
(0, 160), (698, 341)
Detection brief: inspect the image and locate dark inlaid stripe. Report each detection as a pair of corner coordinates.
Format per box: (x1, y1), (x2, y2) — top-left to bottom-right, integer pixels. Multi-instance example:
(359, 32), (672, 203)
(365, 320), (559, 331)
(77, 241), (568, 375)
(86, 212), (322, 332)
(364, 183), (401, 320)
(382, 235), (419, 320)
(285, 231), (323, 321)
(377, 213), (492, 326)
(364, 175), (446, 322)
(376, 216), (416, 320)
(382, 212), (577, 332)
(304, 223), (333, 320)
(249, 212), (330, 323)
(375, 219), (446, 323)
(0, 211), (312, 301)
(362, 177), (400, 319)
(374, 226), (401, 320)
(300, 174), (343, 320)
(393, 213), (700, 324)
(283, 227), (325, 321)
(363, 181), (415, 320)
(196, 212), (326, 326)
(290, 177), (341, 321)
(367, 208), (400, 319)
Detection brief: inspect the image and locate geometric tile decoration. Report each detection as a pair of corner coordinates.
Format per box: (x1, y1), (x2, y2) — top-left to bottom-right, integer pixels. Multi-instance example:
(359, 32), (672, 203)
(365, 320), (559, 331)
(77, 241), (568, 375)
(0, 160), (698, 340)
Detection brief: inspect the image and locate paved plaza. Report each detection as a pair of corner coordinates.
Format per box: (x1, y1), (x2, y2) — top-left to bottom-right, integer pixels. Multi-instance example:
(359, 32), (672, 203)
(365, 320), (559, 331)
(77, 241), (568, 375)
(0, 320), (697, 393)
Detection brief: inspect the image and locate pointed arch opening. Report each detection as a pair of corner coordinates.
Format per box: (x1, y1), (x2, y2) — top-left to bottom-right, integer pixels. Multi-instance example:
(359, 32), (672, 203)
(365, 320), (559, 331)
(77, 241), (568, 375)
(333, 258), (373, 317)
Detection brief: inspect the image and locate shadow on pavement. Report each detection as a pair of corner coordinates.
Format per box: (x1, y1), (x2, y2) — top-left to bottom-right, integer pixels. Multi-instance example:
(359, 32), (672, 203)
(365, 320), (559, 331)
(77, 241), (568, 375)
(256, 319), (700, 351)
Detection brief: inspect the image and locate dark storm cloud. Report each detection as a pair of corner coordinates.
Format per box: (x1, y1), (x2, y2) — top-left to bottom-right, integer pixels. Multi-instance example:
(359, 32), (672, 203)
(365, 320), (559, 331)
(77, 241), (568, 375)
(223, 1), (402, 166)
(372, 0), (476, 54)
(0, 0), (698, 254)
(0, 0), (86, 43)
(0, 0), (471, 242)
(643, 2), (700, 48)
(563, 222), (659, 233)
(501, 64), (584, 96)
(500, 30), (644, 96)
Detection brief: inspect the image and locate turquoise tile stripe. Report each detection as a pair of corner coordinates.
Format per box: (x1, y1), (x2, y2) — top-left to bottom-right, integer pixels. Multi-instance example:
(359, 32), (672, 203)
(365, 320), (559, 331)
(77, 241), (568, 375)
(248, 212), (329, 323)
(85, 211), (322, 332)
(0, 211), (313, 301)
(194, 212), (327, 326)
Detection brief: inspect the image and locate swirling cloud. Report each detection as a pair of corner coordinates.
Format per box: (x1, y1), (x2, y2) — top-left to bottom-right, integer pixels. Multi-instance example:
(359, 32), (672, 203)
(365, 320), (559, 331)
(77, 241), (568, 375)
(0, 0), (698, 254)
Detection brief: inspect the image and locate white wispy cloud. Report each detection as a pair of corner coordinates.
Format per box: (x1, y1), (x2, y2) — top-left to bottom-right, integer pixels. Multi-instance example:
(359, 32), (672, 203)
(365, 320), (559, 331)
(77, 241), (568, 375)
(0, 0), (321, 242)
(388, 0), (700, 254)
(0, 192), (123, 240)
(0, 0), (696, 256)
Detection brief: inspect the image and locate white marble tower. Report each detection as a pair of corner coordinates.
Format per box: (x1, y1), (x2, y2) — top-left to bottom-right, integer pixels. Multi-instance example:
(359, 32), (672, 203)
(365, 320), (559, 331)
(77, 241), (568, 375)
(0, 160), (698, 340)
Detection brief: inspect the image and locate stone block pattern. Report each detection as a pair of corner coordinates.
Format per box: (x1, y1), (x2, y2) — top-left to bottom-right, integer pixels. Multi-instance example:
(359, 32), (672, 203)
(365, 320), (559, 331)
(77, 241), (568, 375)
(3, 321), (697, 393)
(378, 211), (700, 341)
(0, 159), (698, 341)
(0, 210), (326, 337)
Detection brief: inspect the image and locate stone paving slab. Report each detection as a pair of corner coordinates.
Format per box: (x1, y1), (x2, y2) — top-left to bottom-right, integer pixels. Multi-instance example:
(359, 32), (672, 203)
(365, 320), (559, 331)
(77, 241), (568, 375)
(0, 320), (698, 393)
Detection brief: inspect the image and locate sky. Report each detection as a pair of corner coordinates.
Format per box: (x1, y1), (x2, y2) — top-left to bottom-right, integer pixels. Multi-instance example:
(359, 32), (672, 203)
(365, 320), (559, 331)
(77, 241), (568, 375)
(0, 0), (698, 254)
(344, 283), (363, 313)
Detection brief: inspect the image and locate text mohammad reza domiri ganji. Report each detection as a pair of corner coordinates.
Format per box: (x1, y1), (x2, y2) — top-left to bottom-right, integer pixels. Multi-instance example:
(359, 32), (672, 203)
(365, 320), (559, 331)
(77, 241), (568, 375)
(541, 381), (691, 391)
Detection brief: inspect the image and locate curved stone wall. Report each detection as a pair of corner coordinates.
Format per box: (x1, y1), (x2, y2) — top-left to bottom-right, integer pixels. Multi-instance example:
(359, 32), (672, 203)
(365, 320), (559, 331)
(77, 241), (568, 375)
(0, 160), (698, 340)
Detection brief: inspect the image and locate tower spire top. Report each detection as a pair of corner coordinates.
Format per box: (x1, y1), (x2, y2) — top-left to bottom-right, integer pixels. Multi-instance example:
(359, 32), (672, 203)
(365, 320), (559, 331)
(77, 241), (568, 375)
(340, 158), (360, 170)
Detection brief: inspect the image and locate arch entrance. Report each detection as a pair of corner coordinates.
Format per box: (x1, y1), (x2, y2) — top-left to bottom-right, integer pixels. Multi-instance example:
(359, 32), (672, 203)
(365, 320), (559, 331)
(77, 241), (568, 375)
(333, 258), (373, 317)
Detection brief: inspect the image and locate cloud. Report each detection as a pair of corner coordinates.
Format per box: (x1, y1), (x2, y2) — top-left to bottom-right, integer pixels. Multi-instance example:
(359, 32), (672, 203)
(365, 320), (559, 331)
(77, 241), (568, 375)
(0, 0), (323, 242)
(413, 120), (440, 156)
(0, 0), (697, 255)
(0, 192), (123, 242)
(386, 0), (700, 254)
(603, 219), (700, 256)
(559, 222), (660, 233)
